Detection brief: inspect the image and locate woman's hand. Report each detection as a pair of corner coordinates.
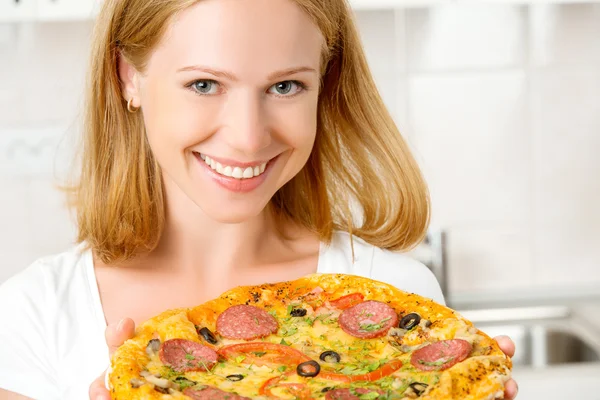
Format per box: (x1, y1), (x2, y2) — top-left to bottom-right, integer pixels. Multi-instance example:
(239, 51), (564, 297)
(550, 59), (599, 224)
(88, 318), (136, 400)
(495, 335), (518, 399)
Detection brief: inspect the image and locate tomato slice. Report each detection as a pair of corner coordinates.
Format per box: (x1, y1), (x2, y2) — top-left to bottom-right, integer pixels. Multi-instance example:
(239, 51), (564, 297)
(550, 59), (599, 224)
(217, 342), (311, 366)
(319, 359), (403, 383)
(259, 375), (283, 396)
(329, 293), (364, 310)
(260, 375), (313, 399)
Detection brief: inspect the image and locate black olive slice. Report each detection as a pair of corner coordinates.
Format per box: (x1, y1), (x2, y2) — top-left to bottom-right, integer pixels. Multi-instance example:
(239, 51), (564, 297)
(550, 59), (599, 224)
(290, 308), (307, 317)
(197, 326), (218, 344)
(296, 360), (321, 377)
(399, 313), (421, 330)
(226, 374), (245, 381)
(319, 350), (341, 363)
(321, 386), (334, 393)
(409, 382), (429, 396)
(174, 376), (197, 389)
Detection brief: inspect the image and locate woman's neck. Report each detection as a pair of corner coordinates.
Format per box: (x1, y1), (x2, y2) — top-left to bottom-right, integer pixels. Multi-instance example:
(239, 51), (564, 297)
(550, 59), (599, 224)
(130, 177), (309, 276)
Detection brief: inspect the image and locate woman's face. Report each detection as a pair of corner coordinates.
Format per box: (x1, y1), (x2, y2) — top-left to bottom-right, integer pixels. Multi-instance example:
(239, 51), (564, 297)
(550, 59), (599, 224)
(133, 0), (324, 223)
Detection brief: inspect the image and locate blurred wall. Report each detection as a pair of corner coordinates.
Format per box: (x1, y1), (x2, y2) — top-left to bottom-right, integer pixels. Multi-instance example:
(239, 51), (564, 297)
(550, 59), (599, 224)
(0, 4), (599, 296)
(359, 4), (600, 297)
(0, 21), (90, 282)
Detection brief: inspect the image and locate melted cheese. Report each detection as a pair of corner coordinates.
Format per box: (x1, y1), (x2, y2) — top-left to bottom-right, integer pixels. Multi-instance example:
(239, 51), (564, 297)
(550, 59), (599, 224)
(139, 303), (406, 399)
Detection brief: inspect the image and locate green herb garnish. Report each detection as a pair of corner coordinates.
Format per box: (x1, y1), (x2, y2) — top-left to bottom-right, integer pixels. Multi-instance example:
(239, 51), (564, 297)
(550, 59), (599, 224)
(235, 355), (246, 364)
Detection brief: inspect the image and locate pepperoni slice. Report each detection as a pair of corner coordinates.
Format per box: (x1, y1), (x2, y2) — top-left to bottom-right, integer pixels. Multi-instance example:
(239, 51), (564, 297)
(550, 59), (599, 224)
(325, 388), (386, 400)
(216, 305), (278, 340)
(183, 386), (251, 400)
(338, 301), (398, 339)
(158, 339), (218, 372)
(410, 339), (472, 371)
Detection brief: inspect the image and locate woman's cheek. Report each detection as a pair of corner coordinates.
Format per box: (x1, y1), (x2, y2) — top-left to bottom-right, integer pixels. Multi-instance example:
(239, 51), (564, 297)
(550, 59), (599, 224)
(274, 100), (318, 149)
(145, 97), (218, 155)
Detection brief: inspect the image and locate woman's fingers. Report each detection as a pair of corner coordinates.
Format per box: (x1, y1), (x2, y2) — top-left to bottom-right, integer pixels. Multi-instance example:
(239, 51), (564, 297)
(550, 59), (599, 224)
(494, 335), (516, 358)
(494, 335), (518, 399)
(88, 370), (111, 400)
(106, 318), (136, 355)
(504, 378), (519, 399)
(88, 318), (136, 399)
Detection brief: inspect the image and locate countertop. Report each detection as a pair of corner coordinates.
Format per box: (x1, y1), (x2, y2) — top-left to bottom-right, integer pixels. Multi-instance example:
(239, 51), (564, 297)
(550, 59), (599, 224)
(449, 287), (600, 331)
(447, 285), (600, 312)
(512, 362), (600, 400)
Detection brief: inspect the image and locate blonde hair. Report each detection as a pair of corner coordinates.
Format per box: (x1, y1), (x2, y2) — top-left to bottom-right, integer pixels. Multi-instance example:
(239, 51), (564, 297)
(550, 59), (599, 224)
(70, 0), (430, 265)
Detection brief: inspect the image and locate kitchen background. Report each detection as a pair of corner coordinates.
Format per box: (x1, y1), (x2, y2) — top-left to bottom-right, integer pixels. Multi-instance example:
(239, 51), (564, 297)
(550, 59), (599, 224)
(1, 0), (599, 399)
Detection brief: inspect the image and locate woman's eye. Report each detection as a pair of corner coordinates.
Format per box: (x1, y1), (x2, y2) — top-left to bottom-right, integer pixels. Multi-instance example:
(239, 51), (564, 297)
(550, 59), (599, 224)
(269, 81), (304, 97)
(190, 80), (219, 95)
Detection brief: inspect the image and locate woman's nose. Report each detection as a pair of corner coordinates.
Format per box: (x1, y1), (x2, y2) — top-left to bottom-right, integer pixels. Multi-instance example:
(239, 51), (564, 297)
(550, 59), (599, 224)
(222, 92), (271, 155)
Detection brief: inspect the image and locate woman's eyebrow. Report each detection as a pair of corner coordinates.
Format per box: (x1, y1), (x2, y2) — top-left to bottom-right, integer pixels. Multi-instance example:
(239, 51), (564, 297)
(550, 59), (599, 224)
(176, 65), (317, 81)
(268, 67), (317, 80)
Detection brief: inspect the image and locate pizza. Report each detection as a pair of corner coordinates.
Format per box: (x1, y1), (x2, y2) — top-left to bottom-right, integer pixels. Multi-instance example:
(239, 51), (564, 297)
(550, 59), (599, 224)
(108, 273), (512, 399)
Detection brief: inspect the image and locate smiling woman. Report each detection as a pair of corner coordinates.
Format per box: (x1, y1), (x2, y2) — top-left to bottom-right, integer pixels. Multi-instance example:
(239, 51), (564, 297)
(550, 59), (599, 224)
(0, 0), (517, 399)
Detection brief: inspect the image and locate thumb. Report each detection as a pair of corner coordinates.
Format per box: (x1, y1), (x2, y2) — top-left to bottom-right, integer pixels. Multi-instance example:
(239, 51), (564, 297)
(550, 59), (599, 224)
(106, 317), (136, 356)
(494, 335), (516, 358)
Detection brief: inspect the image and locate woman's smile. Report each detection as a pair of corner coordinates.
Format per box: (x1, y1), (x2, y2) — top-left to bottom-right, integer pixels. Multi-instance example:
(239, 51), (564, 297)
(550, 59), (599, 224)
(193, 151), (280, 193)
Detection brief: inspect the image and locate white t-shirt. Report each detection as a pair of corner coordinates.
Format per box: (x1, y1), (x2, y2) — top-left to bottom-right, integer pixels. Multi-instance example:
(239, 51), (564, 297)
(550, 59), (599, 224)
(0, 232), (444, 400)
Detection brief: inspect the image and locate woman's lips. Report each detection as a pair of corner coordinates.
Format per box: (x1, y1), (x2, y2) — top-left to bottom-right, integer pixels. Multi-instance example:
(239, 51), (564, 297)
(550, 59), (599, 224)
(194, 152), (278, 193)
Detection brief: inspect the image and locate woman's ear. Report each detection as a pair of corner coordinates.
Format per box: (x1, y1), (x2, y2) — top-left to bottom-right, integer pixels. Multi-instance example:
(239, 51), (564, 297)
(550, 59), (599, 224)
(118, 53), (141, 108)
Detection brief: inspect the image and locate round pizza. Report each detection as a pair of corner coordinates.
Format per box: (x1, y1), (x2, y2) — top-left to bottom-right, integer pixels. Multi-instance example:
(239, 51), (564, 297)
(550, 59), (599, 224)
(108, 274), (512, 399)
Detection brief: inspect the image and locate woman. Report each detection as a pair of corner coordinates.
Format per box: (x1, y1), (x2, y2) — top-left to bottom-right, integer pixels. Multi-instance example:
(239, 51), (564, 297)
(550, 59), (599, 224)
(0, 0), (518, 399)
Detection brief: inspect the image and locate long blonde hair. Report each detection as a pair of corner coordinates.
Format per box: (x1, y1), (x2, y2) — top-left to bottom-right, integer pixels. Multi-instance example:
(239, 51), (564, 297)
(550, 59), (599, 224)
(70, 0), (430, 265)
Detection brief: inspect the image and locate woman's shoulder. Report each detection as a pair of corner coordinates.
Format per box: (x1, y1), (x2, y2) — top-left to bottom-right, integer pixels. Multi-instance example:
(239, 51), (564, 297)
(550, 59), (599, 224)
(0, 244), (90, 304)
(319, 231), (445, 305)
(0, 245), (94, 399)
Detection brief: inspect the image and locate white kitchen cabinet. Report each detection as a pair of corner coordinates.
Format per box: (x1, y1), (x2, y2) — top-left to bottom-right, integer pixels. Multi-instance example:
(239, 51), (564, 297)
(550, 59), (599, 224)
(36, 0), (100, 21)
(0, 0), (36, 22)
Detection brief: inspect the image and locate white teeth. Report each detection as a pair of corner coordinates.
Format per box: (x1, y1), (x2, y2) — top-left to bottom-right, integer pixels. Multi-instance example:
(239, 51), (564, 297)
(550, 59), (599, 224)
(198, 153), (269, 180)
(232, 167), (243, 179)
(242, 167), (254, 178)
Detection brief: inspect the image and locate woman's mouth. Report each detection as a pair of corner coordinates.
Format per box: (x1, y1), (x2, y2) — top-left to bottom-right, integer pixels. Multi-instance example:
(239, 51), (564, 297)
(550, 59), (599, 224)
(192, 151), (278, 193)
(195, 153), (268, 180)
